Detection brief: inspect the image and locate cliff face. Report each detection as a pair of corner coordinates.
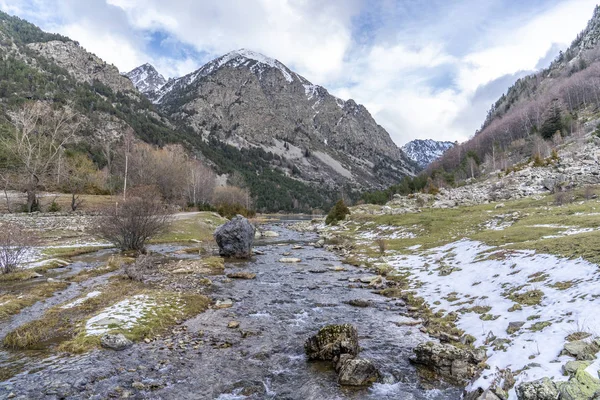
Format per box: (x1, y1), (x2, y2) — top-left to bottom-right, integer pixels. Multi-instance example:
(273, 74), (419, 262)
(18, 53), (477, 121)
(27, 40), (135, 93)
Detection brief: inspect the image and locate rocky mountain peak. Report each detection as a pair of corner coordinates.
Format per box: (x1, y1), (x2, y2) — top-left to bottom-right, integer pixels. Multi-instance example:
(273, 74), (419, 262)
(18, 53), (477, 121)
(125, 63), (167, 97)
(402, 139), (455, 169)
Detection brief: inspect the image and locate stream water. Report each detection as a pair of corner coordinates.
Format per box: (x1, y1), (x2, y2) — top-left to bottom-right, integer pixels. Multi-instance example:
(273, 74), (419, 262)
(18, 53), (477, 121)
(0, 221), (461, 400)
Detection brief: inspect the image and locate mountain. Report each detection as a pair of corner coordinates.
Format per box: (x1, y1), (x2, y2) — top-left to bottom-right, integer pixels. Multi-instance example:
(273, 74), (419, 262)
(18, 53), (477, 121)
(135, 49), (417, 189)
(433, 5), (600, 179)
(125, 63), (167, 100)
(402, 139), (455, 168)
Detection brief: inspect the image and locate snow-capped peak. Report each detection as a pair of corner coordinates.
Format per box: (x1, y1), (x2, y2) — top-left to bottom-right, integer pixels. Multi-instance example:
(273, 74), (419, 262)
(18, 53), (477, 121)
(216, 48), (294, 83)
(402, 139), (455, 168)
(125, 63), (167, 96)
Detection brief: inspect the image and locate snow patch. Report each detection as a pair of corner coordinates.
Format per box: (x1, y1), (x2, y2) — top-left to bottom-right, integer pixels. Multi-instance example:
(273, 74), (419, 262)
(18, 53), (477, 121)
(85, 294), (157, 335)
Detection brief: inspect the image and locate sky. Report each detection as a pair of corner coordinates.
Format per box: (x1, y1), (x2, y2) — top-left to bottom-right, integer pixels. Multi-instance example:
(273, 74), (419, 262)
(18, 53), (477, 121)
(0, 0), (598, 146)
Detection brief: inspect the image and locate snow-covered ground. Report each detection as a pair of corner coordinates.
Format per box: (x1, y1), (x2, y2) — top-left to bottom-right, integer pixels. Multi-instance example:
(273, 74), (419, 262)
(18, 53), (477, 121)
(85, 295), (157, 335)
(386, 239), (600, 399)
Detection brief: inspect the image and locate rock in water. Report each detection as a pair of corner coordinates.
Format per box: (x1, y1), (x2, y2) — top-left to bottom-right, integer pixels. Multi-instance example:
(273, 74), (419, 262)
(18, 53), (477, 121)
(214, 215), (256, 258)
(304, 324), (358, 361)
(100, 333), (132, 350)
(337, 358), (379, 386)
(410, 341), (485, 384)
(515, 378), (560, 400)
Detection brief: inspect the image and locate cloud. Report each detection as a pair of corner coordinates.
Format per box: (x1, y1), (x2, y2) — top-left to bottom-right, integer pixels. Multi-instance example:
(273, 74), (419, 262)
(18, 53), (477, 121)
(1, 0), (599, 146)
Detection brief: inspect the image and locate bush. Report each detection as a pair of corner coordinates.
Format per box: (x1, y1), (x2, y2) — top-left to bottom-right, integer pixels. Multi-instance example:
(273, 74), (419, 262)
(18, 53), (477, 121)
(0, 224), (36, 273)
(124, 255), (155, 281)
(47, 201), (61, 212)
(554, 190), (572, 206)
(95, 192), (172, 252)
(325, 200), (350, 225)
(217, 203), (256, 219)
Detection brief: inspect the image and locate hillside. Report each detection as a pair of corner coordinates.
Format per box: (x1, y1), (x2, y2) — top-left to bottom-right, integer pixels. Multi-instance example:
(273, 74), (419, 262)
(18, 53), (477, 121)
(402, 139), (455, 168)
(0, 11), (421, 212)
(129, 49), (417, 190)
(432, 5), (600, 182)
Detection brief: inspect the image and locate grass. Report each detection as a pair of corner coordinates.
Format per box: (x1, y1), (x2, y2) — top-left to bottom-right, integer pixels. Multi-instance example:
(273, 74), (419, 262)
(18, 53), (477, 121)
(3, 277), (210, 352)
(507, 289), (544, 306)
(0, 270), (40, 282)
(0, 281), (69, 320)
(152, 212), (226, 243)
(42, 246), (110, 259)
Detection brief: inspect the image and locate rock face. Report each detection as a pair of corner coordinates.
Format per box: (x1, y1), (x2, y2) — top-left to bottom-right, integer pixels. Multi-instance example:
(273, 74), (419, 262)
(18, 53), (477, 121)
(304, 324), (359, 361)
(515, 378), (560, 400)
(27, 41), (135, 93)
(410, 342), (484, 384)
(214, 215), (256, 258)
(402, 139), (455, 169)
(135, 49), (417, 190)
(100, 333), (133, 351)
(305, 324), (379, 387)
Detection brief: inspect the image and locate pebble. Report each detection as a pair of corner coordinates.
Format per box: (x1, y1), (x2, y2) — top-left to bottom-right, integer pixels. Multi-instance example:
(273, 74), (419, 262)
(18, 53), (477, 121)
(227, 321), (240, 329)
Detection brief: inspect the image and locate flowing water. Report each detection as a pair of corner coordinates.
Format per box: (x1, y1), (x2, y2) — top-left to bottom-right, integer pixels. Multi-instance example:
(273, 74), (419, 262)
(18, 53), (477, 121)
(0, 222), (461, 399)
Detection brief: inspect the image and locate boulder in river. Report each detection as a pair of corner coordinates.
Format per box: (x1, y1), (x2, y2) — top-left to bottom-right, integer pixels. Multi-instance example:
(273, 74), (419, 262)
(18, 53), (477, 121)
(304, 324), (359, 361)
(100, 333), (132, 350)
(410, 341), (485, 384)
(214, 215), (256, 259)
(337, 358), (380, 386)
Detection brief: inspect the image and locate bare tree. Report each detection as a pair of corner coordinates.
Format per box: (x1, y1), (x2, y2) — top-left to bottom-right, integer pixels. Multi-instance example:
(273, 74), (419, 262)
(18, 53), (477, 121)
(186, 159), (216, 206)
(0, 102), (80, 212)
(0, 224), (36, 274)
(95, 188), (172, 252)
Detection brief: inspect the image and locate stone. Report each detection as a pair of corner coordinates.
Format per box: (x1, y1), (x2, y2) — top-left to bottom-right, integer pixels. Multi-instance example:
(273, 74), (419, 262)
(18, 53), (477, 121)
(562, 340), (599, 361)
(557, 368), (600, 400)
(516, 378), (560, 400)
(410, 342), (485, 384)
(562, 360), (592, 376)
(228, 321), (240, 329)
(261, 231), (279, 238)
(226, 272), (256, 279)
(100, 333), (133, 351)
(215, 299), (234, 309)
(314, 239), (325, 248)
(507, 321), (526, 334)
(359, 275), (380, 284)
(347, 299), (371, 308)
(337, 358), (380, 386)
(304, 324), (359, 361)
(214, 215), (256, 258)
(464, 388), (502, 400)
(279, 257), (301, 263)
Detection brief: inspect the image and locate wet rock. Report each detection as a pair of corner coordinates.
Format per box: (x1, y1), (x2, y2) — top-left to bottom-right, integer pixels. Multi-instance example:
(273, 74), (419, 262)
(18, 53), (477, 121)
(214, 215), (255, 258)
(410, 341), (485, 384)
(215, 299), (234, 309)
(516, 377), (560, 400)
(358, 275), (380, 284)
(314, 239), (325, 248)
(464, 388), (502, 400)
(347, 299), (371, 308)
(334, 353), (354, 373)
(226, 272), (256, 279)
(279, 257), (301, 263)
(304, 324), (359, 361)
(337, 358), (379, 386)
(100, 333), (133, 351)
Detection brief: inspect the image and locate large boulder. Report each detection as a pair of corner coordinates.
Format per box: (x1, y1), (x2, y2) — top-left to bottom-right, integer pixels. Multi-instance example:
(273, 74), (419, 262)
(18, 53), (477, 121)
(557, 368), (600, 400)
(337, 358), (379, 386)
(410, 341), (485, 384)
(214, 215), (256, 258)
(304, 324), (359, 361)
(516, 378), (560, 400)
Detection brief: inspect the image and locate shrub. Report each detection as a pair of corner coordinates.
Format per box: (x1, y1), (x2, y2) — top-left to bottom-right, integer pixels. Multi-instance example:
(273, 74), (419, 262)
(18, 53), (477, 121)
(123, 255), (155, 281)
(554, 190), (572, 206)
(375, 238), (387, 255)
(325, 199), (350, 225)
(47, 201), (61, 212)
(95, 190), (172, 252)
(0, 224), (36, 274)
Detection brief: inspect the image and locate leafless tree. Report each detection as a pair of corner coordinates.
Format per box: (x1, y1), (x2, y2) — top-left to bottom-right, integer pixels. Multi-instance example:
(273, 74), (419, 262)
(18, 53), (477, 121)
(0, 102), (80, 212)
(0, 224), (36, 274)
(186, 159), (216, 206)
(95, 188), (172, 252)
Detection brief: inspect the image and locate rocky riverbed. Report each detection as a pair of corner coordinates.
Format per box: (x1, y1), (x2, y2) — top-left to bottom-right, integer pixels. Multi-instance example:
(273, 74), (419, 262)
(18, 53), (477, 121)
(0, 220), (461, 400)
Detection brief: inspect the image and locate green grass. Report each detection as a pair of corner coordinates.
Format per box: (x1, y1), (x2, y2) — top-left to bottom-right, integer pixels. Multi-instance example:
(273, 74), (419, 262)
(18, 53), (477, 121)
(152, 212), (227, 243)
(0, 281), (69, 320)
